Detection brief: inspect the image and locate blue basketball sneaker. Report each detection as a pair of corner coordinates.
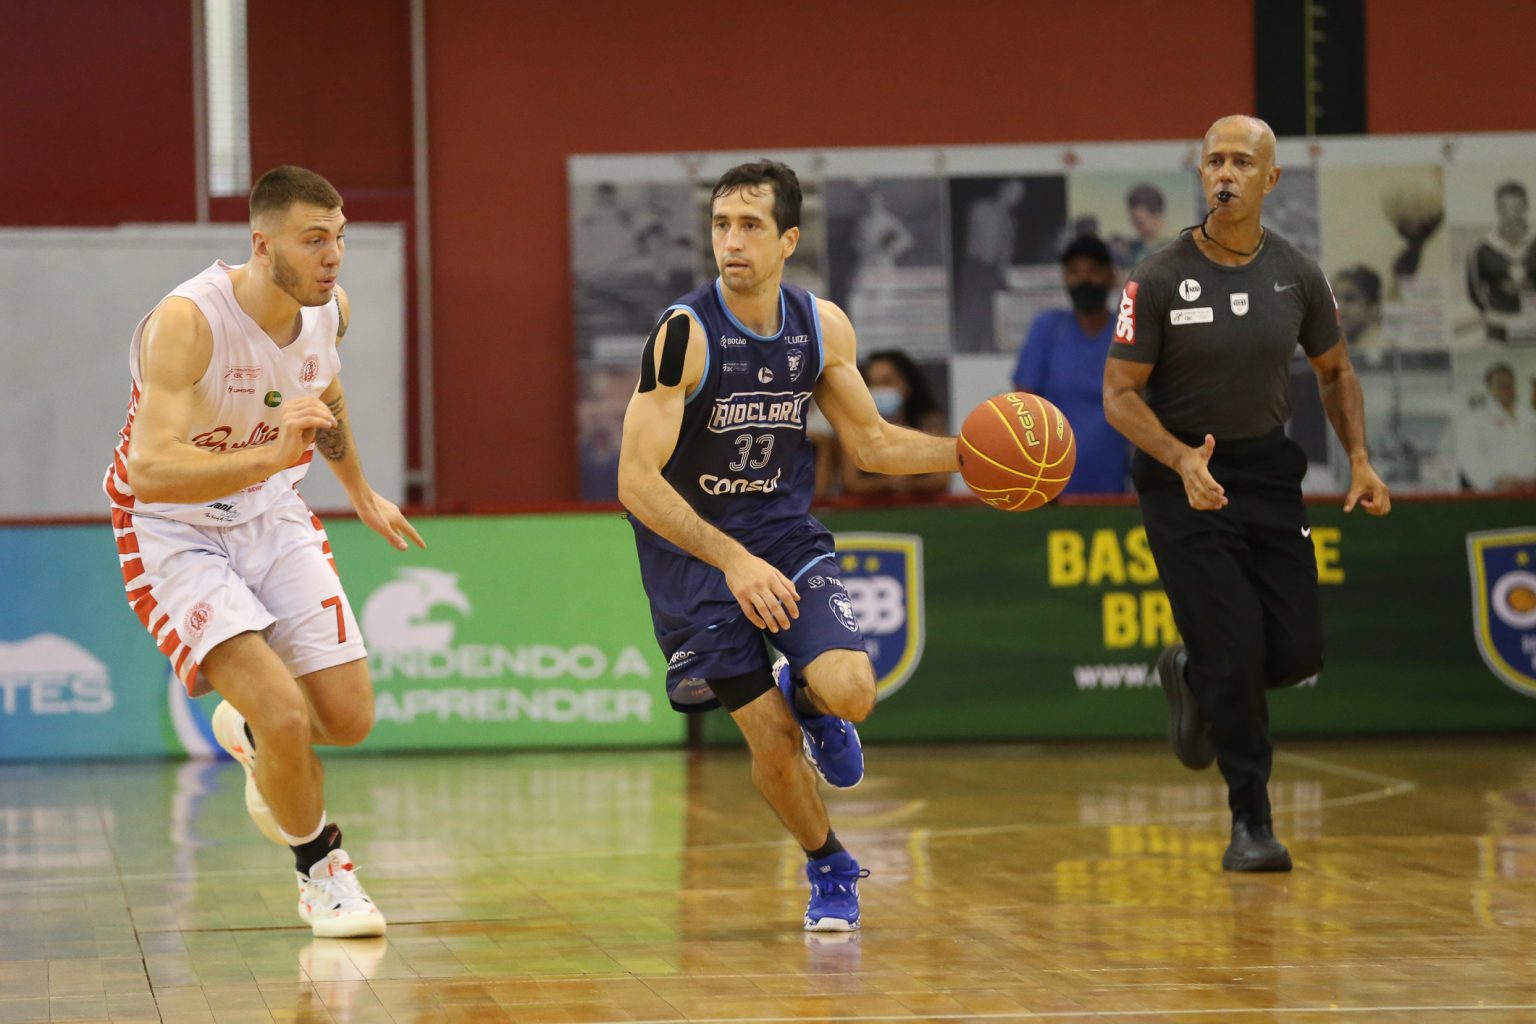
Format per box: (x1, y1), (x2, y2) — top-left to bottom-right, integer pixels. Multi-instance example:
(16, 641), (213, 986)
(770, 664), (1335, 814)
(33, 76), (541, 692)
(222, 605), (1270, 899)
(804, 851), (869, 931)
(774, 657), (864, 788)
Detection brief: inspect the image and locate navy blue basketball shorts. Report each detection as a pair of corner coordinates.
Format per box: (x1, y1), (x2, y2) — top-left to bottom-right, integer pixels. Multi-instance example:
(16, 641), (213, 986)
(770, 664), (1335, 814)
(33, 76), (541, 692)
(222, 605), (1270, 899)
(652, 551), (869, 714)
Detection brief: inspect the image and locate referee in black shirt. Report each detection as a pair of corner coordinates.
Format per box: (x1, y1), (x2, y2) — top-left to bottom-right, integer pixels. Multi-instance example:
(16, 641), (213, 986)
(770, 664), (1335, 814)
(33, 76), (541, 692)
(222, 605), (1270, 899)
(1104, 115), (1391, 872)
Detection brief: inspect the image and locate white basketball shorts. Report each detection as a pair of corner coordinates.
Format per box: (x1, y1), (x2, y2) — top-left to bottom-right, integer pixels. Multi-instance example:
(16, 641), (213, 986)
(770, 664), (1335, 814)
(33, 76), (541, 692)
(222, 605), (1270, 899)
(112, 494), (366, 696)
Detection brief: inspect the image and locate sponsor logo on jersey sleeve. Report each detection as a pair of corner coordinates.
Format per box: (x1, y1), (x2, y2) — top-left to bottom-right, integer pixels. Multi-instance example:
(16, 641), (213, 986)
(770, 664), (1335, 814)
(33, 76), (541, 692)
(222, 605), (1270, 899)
(1114, 281), (1138, 344)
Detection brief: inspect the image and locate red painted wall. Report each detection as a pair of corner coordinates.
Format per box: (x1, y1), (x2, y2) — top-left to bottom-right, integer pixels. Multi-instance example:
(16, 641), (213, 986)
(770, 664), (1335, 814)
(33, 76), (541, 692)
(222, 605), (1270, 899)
(240, 0), (421, 479)
(245, 0), (413, 190)
(7, 2), (1536, 504)
(424, 0), (1255, 507)
(0, 0), (195, 225)
(1367, 0), (1536, 133)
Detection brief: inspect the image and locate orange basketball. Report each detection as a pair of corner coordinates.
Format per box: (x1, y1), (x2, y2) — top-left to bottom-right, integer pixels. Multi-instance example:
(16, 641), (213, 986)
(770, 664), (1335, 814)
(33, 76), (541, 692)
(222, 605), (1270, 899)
(956, 392), (1076, 511)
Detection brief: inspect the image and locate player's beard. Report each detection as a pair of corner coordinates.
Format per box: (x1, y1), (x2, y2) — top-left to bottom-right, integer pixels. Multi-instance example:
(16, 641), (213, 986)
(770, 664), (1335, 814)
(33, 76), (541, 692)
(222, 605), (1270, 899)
(272, 249), (325, 306)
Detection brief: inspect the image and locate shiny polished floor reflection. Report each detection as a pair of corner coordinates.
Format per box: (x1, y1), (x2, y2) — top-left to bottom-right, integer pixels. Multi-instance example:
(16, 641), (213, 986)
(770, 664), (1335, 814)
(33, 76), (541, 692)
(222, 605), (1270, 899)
(3, 737), (1536, 1022)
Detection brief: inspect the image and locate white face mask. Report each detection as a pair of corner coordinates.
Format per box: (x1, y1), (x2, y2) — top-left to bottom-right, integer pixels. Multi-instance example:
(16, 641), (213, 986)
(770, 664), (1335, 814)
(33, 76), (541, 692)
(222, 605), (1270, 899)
(869, 386), (903, 418)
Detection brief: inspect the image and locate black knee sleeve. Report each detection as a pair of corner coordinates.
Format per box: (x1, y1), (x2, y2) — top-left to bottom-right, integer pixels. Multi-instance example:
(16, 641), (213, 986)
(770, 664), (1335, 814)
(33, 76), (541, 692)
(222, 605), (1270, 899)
(707, 668), (777, 712)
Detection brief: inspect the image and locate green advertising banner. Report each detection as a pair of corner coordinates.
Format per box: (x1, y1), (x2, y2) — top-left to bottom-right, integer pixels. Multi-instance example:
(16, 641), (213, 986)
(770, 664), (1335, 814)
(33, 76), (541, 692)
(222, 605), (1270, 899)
(327, 513), (682, 751)
(700, 499), (1536, 745)
(3, 499), (1532, 761)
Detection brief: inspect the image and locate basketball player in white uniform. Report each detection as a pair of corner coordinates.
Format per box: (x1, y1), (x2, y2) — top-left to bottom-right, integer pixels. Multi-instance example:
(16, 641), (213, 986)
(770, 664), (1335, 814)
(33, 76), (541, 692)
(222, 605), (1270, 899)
(103, 166), (422, 937)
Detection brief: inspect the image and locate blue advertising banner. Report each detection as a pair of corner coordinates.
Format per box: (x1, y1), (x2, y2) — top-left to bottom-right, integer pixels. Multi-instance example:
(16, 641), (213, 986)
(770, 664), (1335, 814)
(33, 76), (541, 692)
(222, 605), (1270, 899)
(0, 525), (173, 760)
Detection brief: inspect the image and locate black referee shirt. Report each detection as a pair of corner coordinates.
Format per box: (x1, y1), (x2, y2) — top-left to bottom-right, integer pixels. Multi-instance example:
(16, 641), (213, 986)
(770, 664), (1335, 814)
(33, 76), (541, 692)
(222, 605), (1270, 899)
(1109, 231), (1341, 440)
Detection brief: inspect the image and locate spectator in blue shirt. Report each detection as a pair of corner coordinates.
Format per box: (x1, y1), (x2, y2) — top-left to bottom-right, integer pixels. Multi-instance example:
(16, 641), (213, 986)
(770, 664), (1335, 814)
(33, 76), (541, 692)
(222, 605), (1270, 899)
(1011, 235), (1130, 494)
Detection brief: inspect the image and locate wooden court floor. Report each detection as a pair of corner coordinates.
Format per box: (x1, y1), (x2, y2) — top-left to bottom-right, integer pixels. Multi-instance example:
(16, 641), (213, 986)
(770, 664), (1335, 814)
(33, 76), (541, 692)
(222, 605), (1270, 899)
(2, 736), (1535, 1023)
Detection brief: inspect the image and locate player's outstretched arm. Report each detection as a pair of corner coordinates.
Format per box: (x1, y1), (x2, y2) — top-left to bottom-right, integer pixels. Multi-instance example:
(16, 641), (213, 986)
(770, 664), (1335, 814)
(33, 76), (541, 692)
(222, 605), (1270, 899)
(1103, 357), (1227, 510)
(1309, 340), (1391, 515)
(617, 312), (798, 632)
(127, 298), (335, 504)
(314, 287), (424, 550)
(813, 299), (958, 477)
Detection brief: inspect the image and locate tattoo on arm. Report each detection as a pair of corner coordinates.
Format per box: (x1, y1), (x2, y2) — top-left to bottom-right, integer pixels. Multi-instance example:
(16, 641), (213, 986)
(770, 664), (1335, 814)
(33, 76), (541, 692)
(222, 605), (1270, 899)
(316, 394), (350, 461)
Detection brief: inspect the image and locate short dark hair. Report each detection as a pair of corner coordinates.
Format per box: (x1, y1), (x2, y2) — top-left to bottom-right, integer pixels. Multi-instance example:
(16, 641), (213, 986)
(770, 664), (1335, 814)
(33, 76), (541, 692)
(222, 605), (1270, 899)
(1126, 183), (1165, 214)
(711, 160), (801, 233)
(1495, 181), (1528, 204)
(1334, 264), (1382, 305)
(249, 165), (343, 224)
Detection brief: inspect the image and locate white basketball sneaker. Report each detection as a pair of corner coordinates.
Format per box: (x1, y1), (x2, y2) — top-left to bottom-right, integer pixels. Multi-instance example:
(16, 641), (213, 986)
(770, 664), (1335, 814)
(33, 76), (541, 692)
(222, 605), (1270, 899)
(211, 701), (286, 845)
(298, 848), (387, 938)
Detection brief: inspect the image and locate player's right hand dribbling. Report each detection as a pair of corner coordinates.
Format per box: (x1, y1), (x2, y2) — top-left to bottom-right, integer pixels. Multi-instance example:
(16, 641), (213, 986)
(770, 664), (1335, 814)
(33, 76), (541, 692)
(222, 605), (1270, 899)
(724, 552), (800, 633)
(273, 396), (337, 468)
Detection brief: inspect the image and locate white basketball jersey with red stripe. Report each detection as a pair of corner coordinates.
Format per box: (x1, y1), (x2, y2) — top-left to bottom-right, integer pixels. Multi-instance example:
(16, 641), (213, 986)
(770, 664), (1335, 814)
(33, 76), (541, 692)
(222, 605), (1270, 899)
(103, 261), (341, 526)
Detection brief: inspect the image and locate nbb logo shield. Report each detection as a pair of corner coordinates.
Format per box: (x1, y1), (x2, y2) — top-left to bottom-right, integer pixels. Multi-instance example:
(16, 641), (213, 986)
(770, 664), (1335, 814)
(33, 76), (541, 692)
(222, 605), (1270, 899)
(1468, 528), (1536, 696)
(832, 533), (925, 700)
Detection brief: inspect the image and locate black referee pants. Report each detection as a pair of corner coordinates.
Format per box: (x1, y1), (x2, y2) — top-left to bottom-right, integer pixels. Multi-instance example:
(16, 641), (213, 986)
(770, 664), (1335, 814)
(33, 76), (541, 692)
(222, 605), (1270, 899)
(1134, 430), (1323, 826)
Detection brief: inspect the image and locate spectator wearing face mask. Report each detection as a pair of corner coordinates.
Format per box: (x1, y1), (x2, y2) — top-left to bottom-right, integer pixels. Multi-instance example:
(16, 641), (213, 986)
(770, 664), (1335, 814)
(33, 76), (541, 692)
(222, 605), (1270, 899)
(1011, 234), (1131, 494)
(838, 349), (950, 496)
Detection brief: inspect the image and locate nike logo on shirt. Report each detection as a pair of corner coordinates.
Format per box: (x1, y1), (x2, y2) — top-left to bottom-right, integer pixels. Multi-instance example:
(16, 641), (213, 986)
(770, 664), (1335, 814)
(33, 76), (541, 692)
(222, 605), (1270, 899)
(1301, 526), (1312, 537)
(1274, 282), (1300, 292)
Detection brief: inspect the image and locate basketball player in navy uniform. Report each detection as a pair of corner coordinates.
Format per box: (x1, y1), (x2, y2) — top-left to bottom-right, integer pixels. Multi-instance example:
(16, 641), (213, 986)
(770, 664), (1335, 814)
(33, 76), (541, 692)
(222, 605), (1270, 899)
(618, 161), (959, 930)
(1104, 116), (1391, 872)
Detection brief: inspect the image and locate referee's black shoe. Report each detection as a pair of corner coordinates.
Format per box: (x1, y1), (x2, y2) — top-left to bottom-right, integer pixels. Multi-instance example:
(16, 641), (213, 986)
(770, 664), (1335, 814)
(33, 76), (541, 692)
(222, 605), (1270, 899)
(1156, 643), (1215, 770)
(1222, 820), (1293, 872)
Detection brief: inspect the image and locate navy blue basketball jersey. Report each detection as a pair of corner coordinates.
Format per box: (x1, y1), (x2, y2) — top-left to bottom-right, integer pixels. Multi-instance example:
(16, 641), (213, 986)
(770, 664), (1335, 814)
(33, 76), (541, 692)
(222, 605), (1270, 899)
(631, 278), (825, 561)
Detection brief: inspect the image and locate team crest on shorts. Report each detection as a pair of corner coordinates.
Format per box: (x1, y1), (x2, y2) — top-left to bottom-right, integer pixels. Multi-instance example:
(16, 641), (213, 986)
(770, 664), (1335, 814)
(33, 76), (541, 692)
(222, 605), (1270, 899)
(184, 601), (214, 639)
(832, 533), (926, 701)
(1467, 528), (1536, 697)
(830, 593), (858, 632)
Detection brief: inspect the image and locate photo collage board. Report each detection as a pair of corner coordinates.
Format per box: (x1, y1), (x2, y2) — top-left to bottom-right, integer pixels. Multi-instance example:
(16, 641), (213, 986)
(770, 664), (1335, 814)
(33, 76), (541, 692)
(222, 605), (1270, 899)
(569, 134), (1536, 500)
